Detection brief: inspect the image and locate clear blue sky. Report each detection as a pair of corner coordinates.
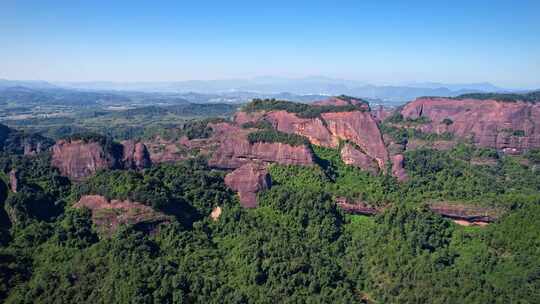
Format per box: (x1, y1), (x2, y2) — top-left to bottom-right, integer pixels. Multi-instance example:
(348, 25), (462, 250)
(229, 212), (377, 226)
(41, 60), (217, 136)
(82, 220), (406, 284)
(1, 0), (539, 88)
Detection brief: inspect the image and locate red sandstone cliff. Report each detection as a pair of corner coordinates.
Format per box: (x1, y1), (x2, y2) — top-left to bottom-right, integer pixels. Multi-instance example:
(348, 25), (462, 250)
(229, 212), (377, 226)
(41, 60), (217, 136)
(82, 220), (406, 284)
(52, 139), (151, 181)
(340, 143), (379, 174)
(224, 162), (271, 208)
(208, 123), (315, 169)
(401, 97), (540, 153)
(121, 140), (152, 170)
(51, 139), (118, 181)
(236, 107), (390, 173)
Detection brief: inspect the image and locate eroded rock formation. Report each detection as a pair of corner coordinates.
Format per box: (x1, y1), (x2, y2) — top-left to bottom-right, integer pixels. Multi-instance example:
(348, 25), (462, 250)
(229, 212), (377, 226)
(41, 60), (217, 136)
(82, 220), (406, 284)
(336, 198), (499, 225)
(51, 139), (119, 181)
(52, 139), (151, 181)
(208, 123), (314, 169)
(74, 195), (171, 235)
(340, 143), (379, 174)
(235, 100), (390, 173)
(121, 140), (152, 170)
(224, 162), (272, 208)
(401, 97), (540, 153)
(391, 154), (408, 182)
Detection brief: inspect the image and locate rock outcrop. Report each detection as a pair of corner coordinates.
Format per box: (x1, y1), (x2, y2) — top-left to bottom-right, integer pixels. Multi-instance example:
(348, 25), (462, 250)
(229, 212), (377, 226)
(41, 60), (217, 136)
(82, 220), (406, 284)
(336, 198), (499, 225)
(121, 140), (152, 170)
(237, 107), (390, 172)
(8, 169), (18, 193)
(208, 123), (315, 169)
(371, 105), (393, 122)
(340, 143), (379, 174)
(322, 111), (389, 169)
(224, 162), (272, 208)
(401, 97), (540, 153)
(52, 139), (151, 181)
(391, 154), (408, 182)
(74, 195), (171, 235)
(51, 139), (119, 181)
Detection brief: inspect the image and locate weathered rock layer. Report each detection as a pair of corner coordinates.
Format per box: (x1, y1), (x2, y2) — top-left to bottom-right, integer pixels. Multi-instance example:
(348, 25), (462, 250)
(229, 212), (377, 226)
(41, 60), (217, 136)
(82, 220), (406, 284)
(224, 162), (272, 208)
(401, 97), (540, 153)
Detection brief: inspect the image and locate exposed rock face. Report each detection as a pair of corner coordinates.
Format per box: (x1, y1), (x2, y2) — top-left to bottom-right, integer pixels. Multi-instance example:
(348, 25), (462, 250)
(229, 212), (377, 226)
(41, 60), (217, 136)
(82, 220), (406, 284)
(23, 141), (44, 156)
(224, 162), (271, 208)
(74, 195), (171, 235)
(401, 97), (540, 153)
(336, 198), (499, 225)
(208, 123), (315, 169)
(8, 169), (18, 193)
(391, 154), (408, 182)
(210, 206), (222, 221)
(144, 137), (189, 164)
(429, 203), (500, 223)
(335, 197), (379, 215)
(121, 140), (152, 170)
(51, 139), (118, 181)
(264, 111), (337, 147)
(52, 139), (152, 181)
(340, 143), (379, 174)
(233, 111), (267, 125)
(372, 105), (393, 122)
(244, 109), (390, 172)
(322, 111), (389, 170)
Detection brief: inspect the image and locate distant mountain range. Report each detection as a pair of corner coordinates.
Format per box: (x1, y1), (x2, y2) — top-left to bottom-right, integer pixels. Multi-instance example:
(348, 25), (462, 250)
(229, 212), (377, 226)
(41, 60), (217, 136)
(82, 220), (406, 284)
(0, 77), (532, 103)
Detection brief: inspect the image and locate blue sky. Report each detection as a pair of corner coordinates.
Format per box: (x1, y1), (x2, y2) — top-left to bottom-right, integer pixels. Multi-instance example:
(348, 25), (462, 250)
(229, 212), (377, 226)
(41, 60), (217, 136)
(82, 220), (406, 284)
(1, 0), (539, 88)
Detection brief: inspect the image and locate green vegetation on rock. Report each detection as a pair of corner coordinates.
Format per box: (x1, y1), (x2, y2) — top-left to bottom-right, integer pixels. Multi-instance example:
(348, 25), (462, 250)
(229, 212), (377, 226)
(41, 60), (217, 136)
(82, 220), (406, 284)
(242, 98), (367, 118)
(247, 129), (310, 146)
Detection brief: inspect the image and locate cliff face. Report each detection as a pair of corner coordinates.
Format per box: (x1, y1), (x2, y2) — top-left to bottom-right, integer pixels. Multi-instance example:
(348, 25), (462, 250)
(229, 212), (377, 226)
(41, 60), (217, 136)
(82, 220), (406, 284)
(401, 97), (540, 153)
(322, 111), (389, 169)
(340, 143), (379, 174)
(121, 140), (152, 170)
(51, 139), (151, 181)
(237, 108), (390, 172)
(208, 123), (315, 169)
(74, 195), (171, 235)
(224, 162), (271, 208)
(51, 139), (118, 181)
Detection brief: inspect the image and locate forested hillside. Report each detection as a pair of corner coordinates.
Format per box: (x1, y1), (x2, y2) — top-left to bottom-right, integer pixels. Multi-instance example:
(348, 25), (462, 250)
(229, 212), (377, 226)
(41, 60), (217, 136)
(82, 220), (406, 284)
(0, 132), (538, 303)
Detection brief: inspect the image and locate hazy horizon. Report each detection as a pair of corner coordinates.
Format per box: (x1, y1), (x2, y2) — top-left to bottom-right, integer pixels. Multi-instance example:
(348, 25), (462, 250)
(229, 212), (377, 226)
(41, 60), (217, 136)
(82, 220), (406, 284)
(1, 1), (539, 88)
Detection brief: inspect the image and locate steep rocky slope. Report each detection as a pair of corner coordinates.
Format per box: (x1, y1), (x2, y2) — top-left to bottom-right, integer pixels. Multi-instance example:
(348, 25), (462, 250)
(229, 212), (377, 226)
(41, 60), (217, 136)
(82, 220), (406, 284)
(51, 138), (151, 181)
(400, 97), (540, 153)
(234, 97), (391, 173)
(224, 162), (271, 207)
(207, 122), (315, 169)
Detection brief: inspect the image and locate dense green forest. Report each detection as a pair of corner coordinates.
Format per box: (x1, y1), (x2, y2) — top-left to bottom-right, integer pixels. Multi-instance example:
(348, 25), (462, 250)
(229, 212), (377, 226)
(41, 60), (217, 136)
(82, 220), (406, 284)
(247, 129), (310, 146)
(0, 135), (538, 303)
(242, 98), (367, 118)
(454, 90), (540, 102)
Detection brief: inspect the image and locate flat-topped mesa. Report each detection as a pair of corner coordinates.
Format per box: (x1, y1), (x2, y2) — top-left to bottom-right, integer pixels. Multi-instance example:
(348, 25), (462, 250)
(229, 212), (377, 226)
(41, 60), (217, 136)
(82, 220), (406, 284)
(74, 195), (171, 236)
(208, 122), (314, 169)
(400, 94), (540, 153)
(224, 162), (271, 208)
(51, 136), (151, 181)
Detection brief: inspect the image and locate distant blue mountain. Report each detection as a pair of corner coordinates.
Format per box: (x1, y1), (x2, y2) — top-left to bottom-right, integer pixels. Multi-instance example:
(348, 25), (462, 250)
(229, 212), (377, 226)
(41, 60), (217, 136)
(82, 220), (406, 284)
(0, 77), (521, 103)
